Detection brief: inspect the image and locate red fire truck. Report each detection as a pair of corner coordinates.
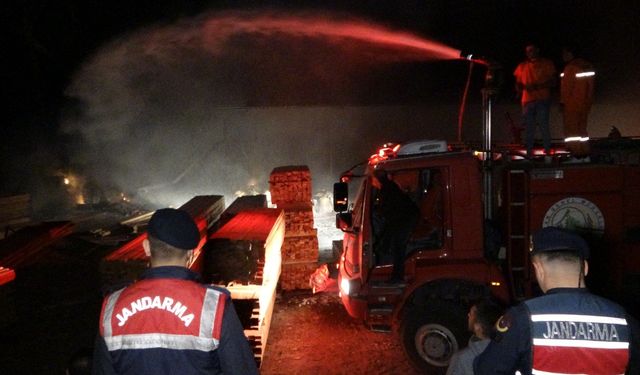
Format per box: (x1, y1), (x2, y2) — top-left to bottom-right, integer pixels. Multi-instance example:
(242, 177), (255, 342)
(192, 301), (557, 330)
(332, 138), (640, 373)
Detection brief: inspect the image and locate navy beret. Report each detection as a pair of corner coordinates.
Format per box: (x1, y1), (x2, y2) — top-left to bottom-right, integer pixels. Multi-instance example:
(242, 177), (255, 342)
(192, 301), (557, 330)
(147, 208), (200, 250)
(531, 227), (590, 259)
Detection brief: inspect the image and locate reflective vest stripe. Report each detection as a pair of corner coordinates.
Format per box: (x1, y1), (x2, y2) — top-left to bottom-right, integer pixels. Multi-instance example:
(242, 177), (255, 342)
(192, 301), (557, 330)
(564, 137), (590, 142)
(200, 288), (224, 339)
(104, 333), (219, 351)
(213, 291), (226, 340)
(531, 314), (628, 325)
(533, 370), (623, 375)
(103, 289), (124, 337)
(533, 338), (629, 349)
(576, 71), (595, 78)
(560, 71), (596, 78)
(101, 287), (224, 352)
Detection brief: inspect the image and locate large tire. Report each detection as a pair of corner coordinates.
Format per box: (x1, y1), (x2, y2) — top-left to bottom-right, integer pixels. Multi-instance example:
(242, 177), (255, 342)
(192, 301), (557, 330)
(400, 300), (469, 374)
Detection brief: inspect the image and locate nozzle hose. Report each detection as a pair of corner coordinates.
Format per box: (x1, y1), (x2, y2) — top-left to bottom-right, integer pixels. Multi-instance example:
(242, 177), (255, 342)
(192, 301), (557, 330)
(460, 51), (490, 66)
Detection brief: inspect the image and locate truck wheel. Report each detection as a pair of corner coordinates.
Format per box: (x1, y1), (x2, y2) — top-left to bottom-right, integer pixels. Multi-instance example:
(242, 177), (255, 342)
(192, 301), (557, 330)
(400, 300), (468, 374)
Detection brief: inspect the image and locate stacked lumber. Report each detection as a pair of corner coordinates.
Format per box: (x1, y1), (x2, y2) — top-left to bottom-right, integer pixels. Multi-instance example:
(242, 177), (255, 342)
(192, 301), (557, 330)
(99, 196), (224, 289)
(280, 203), (316, 236)
(0, 272), (16, 327)
(0, 194), (31, 240)
(0, 221), (74, 269)
(281, 234), (319, 261)
(270, 166), (319, 291)
(0, 267), (16, 286)
(269, 166), (312, 205)
(218, 195), (267, 228)
(207, 208), (285, 368)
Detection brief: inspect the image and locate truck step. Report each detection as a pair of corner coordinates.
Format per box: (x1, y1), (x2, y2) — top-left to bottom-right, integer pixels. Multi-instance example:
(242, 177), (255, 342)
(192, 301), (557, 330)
(368, 324), (392, 333)
(369, 281), (405, 294)
(366, 305), (394, 329)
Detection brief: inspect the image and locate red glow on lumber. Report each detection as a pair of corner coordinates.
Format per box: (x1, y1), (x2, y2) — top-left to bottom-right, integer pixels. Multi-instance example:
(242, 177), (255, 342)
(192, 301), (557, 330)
(0, 267), (16, 285)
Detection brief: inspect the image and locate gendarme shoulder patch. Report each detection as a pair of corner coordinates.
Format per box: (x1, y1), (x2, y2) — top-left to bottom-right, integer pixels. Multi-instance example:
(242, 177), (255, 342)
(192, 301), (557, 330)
(496, 314), (512, 333)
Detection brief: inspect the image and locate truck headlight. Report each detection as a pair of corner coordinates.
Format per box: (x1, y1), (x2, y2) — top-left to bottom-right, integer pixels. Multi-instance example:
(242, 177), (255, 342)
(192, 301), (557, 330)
(340, 278), (351, 296)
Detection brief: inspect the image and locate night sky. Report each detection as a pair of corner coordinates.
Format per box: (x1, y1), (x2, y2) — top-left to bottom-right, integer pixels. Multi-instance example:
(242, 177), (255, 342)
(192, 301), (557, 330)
(2, 1), (639, 208)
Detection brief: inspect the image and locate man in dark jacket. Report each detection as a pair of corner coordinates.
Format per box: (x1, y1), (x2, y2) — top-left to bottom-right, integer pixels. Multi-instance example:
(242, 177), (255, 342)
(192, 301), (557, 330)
(372, 170), (419, 284)
(474, 227), (638, 374)
(92, 208), (258, 375)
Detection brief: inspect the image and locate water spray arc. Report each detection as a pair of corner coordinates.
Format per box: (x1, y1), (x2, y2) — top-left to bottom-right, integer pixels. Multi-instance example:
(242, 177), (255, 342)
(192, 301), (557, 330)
(63, 10), (479, 209)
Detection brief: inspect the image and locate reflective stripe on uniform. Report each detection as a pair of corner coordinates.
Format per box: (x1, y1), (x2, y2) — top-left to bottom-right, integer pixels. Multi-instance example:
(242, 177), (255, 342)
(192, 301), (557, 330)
(104, 333), (219, 351)
(532, 369), (624, 375)
(200, 288), (221, 338)
(564, 136), (590, 142)
(103, 289), (124, 338)
(533, 338), (629, 349)
(576, 71), (595, 78)
(560, 71), (596, 78)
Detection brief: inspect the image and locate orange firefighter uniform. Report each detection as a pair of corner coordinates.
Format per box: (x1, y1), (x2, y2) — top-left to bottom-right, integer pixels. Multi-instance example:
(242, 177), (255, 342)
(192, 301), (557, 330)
(561, 58), (595, 157)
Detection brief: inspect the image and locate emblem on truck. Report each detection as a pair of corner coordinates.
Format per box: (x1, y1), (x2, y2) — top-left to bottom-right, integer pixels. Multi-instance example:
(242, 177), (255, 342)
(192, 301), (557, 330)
(542, 197), (605, 233)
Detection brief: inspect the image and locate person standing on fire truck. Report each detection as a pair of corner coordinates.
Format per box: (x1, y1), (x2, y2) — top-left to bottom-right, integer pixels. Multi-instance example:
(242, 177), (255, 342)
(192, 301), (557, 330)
(560, 45), (595, 159)
(474, 227), (639, 374)
(514, 44), (557, 158)
(92, 208), (258, 375)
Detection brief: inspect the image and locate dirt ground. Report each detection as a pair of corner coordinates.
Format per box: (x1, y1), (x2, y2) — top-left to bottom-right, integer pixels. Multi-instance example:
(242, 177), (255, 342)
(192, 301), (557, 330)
(261, 292), (421, 375)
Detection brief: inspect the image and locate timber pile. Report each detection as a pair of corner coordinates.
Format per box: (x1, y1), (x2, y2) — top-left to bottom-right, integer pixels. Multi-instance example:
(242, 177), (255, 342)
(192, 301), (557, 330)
(0, 270), (16, 327)
(0, 221), (74, 269)
(0, 267), (15, 286)
(0, 194), (31, 240)
(218, 195), (267, 228)
(269, 166), (319, 290)
(207, 208), (285, 368)
(99, 196), (224, 289)
(269, 166), (312, 205)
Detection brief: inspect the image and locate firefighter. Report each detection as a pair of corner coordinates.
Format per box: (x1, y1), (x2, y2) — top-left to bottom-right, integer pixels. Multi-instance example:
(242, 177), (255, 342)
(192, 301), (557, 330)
(92, 208), (258, 375)
(560, 45), (595, 159)
(474, 227), (639, 374)
(514, 44), (557, 158)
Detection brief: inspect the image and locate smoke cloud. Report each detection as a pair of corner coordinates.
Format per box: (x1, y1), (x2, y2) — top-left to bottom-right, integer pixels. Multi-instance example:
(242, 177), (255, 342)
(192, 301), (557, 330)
(60, 9), (469, 208)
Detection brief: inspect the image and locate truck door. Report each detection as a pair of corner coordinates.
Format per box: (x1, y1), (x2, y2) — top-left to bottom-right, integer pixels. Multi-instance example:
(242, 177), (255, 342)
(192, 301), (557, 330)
(342, 178), (371, 282)
(370, 167), (448, 269)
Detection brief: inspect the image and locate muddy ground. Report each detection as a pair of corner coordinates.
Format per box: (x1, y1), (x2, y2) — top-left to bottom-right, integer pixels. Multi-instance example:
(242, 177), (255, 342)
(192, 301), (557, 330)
(261, 292), (421, 375)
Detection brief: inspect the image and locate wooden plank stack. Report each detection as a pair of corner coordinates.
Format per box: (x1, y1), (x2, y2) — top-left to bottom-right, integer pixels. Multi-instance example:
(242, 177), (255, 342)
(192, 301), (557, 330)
(207, 208), (285, 368)
(0, 194), (32, 240)
(0, 267), (15, 286)
(269, 166), (319, 290)
(99, 195), (224, 289)
(0, 221), (74, 269)
(218, 195), (267, 228)
(0, 268), (16, 328)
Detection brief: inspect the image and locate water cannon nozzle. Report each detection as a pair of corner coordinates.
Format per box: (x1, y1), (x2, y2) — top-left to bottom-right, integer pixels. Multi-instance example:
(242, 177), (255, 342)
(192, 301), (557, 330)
(460, 51), (490, 66)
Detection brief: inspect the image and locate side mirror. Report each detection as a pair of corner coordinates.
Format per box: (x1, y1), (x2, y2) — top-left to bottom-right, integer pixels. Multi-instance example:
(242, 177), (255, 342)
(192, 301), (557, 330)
(333, 182), (349, 212)
(336, 212), (353, 231)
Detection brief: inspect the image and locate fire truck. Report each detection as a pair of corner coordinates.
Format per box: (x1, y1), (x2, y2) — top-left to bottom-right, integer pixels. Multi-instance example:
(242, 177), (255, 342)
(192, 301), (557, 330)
(332, 138), (640, 373)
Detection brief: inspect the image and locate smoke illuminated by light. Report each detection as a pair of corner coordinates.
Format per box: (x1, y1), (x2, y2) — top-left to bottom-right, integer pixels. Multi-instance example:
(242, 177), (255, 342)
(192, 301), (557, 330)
(61, 9), (466, 210)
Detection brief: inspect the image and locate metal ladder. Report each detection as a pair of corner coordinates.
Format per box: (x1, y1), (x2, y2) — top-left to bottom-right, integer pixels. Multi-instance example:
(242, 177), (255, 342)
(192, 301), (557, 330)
(506, 169), (531, 301)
